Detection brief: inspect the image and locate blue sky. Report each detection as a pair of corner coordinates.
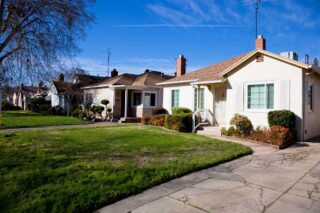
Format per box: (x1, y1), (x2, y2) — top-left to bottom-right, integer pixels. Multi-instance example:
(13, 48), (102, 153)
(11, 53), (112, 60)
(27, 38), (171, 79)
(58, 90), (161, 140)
(74, 0), (320, 76)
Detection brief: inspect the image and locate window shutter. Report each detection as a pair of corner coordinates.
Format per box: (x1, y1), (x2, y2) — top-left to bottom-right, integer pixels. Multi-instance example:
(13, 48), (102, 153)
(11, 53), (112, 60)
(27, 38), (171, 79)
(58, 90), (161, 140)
(279, 80), (290, 110)
(234, 83), (243, 111)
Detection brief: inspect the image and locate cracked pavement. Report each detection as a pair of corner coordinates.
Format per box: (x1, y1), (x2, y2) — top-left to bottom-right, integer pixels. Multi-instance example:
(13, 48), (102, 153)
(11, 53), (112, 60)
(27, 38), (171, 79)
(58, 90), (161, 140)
(99, 142), (320, 213)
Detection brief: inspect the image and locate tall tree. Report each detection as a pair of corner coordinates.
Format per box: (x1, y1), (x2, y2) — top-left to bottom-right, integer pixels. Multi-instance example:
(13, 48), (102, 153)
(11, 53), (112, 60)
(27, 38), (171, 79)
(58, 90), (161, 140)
(0, 0), (95, 114)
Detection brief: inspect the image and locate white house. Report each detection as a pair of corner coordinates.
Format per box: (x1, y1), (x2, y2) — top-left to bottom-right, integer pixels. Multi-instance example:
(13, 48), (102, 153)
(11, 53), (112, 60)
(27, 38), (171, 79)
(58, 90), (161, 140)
(159, 35), (320, 141)
(82, 69), (173, 122)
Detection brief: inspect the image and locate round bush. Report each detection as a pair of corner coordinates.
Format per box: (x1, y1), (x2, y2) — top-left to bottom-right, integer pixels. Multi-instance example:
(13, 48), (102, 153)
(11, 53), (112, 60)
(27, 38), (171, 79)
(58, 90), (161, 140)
(268, 110), (295, 130)
(101, 99), (109, 105)
(172, 107), (192, 115)
(230, 114), (252, 135)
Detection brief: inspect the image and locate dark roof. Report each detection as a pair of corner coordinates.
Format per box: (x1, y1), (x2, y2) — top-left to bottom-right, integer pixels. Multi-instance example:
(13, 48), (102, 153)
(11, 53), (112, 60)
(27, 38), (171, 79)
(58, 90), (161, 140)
(53, 81), (81, 94)
(74, 74), (109, 87)
(84, 70), (173, 88)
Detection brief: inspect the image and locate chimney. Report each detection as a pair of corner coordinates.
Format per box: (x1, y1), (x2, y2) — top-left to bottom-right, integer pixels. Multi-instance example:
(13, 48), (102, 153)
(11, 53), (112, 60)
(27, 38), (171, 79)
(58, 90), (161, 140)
(176, 54), (186, 77)
(59, 73), (64, 82)
(111, 69), (118, 78)
(37, 81), (43, 93)
(256, 35), (266, 50)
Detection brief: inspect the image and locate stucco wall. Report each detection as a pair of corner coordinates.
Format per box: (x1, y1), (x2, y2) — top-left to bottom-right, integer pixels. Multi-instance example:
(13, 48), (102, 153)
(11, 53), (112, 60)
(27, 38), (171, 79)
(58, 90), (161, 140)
(303, 74), (320, 140)
(226, 55), (304, 140)
(83, 87), (114, 116)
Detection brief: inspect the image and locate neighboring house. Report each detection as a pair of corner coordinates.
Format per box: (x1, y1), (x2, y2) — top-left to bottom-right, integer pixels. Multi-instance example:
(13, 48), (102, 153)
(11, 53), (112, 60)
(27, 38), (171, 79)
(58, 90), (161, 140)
(82, 69), (173, 122)
(2, 86), (18, 105)
(12, 83), (47, 110)
(47, 73), (107, 114)
(158, 35), (320, 141)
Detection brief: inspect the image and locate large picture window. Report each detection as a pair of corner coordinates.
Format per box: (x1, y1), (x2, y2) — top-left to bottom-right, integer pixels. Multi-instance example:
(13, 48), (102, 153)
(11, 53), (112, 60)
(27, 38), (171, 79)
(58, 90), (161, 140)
(144, 92), (156, 107)
(247, 83), (274, 110)
(194, 88), (204, 111)
(171, 89), (180, 108)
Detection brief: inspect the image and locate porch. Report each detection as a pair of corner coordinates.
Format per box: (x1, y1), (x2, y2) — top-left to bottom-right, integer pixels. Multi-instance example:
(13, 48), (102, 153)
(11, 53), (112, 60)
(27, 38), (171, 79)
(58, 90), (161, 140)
(113, 86), (159, 123)
(192, 79), (228, 132)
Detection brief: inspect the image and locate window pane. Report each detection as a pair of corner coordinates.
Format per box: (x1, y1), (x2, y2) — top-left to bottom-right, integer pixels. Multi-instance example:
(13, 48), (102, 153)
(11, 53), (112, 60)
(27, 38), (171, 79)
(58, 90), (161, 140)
(266, 84), (274, 109)
(248, 84), (265, 109)
(144, 93), (156, 107)
(194, 88), (197, 111)
(171, 89), (179, 107)
(150, 93), (156, 106)
(133, 93), (142, 106)
(308, 85), (313, 111)
(200, 88), (204, 109)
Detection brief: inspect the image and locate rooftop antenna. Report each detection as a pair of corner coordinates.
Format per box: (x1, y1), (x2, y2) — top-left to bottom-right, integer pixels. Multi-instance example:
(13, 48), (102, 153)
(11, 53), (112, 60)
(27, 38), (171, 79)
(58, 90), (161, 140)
(102, 48), (112, 77)
(255, 0), (261, 38)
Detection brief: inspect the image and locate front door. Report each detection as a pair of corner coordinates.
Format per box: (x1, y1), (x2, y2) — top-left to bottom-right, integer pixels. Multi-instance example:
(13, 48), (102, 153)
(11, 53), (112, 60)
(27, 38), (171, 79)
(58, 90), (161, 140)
(214, 87), (227, 126)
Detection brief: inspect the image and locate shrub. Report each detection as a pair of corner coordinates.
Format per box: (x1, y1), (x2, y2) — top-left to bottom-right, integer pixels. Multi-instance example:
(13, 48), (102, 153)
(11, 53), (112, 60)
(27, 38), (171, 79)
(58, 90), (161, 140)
(28, 97), (51, 113)
(152, 108), (168, 115)
(90, 105), (104, 114)
(172, 107), (192, 115)
(230, 114), (252, 136)
(72, 108), (83, 117)
(220, 127), (227, 136)
(268, 110), (295, 130)
(1, 101), (21, 111)
(150, 114), (166, 126)
(141, 115), (151, 125)
(106, 108), (112, 113)
(165, 113), (192, 132)
(266, 125), (294, 146)
(101, 99), (109, 105)
(51, 106), (64, 115)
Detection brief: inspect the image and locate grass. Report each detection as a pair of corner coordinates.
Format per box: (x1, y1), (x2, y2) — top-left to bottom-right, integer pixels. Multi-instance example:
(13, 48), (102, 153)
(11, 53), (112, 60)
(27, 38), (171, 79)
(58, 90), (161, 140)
(0, 125), (252, 213)
(0, 110), (91, 129)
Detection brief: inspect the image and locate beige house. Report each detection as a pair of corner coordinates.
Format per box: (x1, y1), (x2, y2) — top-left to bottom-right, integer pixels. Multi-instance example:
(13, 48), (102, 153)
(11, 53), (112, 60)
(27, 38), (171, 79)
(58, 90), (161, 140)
(159, 35), (320, 141)
(82, 69), (173, 122)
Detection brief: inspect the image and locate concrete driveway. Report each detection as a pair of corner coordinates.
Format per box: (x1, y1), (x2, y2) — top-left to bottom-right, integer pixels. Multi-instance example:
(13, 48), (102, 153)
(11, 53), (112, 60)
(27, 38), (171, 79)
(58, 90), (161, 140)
(100, 141), (320, 213)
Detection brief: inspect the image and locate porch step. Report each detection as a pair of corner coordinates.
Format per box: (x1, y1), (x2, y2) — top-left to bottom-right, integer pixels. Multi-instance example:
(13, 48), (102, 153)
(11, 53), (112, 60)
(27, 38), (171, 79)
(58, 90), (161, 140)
(197, 126), (222, 137)
(118, 117), (141, 123)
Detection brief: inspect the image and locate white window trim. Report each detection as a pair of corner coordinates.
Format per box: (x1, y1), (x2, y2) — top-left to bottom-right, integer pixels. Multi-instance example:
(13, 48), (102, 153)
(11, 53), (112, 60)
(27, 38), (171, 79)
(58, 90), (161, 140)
(144, 91), (157, 108)
(131, 91), (142, 107)
(171, 89), (180, 109)
(245, 81), (275, 113)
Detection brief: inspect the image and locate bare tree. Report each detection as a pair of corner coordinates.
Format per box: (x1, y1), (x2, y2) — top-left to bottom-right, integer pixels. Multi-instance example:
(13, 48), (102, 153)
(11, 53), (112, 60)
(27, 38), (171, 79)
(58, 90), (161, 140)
(0, 0), (95, 115)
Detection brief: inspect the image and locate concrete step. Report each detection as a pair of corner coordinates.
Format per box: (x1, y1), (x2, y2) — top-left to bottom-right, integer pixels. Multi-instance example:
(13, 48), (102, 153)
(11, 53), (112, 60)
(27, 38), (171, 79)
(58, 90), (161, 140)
(197, 126), (222, 137)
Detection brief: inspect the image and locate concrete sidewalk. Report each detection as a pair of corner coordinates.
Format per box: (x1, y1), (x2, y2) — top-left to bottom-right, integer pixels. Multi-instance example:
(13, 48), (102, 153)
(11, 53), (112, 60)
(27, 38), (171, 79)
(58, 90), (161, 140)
(100, 141), (320, 213)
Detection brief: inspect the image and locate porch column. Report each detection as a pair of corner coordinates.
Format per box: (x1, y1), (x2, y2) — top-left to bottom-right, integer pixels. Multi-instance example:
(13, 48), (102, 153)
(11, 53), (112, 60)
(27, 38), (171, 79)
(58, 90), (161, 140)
(197, 84), (201, 111)
(124, 88), (128, 118)
(141, 90), (145, 116)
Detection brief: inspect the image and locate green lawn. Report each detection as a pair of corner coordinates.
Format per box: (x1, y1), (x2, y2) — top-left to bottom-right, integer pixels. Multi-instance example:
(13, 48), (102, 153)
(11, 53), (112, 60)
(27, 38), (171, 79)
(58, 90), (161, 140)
(1, 110), (91, 129)
(0, 125), (252, 213)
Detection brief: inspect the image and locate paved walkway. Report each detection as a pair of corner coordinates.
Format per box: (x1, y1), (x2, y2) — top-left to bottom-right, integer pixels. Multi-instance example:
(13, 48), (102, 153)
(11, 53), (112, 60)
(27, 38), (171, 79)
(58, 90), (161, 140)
(0, 122), (121, 133)
(100, 139), (320, 213)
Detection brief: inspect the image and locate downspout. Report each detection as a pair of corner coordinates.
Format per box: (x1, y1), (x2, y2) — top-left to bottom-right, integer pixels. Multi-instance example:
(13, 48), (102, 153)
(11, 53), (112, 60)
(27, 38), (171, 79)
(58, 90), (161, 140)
(302, 71), (305, 142)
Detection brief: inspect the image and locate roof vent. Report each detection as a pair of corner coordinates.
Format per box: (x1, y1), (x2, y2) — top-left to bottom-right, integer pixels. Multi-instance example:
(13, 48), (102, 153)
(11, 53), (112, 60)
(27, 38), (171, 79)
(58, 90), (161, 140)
(280, 51), (298, 61)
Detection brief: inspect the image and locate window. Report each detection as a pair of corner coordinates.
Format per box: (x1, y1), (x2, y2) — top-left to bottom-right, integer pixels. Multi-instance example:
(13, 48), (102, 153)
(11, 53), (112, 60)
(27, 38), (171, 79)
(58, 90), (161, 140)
(144, 92), (156, 107)
(171, 89), (180, 108)
(247, 83), (274, 110)
(132, 92), (142, 106)
(194, 88), (204, 111)
(84, 93), (93, 103)
(308, 84), (313, 111)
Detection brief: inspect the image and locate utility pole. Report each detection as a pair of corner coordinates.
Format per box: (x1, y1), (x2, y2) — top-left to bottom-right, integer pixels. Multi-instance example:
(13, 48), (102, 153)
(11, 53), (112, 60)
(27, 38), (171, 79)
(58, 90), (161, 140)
(102, 48), (112, 77)
(255, 0), (261, 38)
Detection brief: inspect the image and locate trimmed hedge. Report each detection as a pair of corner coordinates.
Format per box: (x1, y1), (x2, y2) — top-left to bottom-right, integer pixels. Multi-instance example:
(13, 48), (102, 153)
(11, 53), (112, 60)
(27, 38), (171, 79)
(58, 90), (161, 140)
(164, 113), (192, 132)
(230, 114), (252, 136)
(150, 114), (166, 126)
(172, 107), (192, 115)
(152, 108), (168, 115)
(268, 110), (295, 130)
(1, 101), (21, 111)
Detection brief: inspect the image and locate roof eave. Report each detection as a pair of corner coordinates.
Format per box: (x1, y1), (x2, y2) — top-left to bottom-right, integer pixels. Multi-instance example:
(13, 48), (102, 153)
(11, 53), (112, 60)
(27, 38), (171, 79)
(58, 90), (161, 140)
(156, 79), (197, 86)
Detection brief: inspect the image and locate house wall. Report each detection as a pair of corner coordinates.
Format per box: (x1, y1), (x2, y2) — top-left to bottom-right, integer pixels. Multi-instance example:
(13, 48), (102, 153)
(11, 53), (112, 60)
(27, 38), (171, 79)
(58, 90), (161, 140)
(48, 85), (60, 107)
(303, 73), (320, 140)
(162, 84), (214, 117)
(226, 55), (304, 140)
(83, 87), (114, 117)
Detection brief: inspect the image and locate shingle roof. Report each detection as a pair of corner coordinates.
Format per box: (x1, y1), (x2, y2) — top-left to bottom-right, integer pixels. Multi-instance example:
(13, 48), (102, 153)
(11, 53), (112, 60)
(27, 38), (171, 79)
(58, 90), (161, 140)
(160, 52), (251, 84)
(83, 71), (173, 88)
(53, 81), (81, 94)
(75, 74), (108, 87)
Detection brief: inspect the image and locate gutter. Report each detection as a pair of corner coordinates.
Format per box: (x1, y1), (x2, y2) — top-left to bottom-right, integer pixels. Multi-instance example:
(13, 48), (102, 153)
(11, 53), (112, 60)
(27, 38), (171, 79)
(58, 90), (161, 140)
(156, 79), (197, 86)
(190, 79), (227, 85)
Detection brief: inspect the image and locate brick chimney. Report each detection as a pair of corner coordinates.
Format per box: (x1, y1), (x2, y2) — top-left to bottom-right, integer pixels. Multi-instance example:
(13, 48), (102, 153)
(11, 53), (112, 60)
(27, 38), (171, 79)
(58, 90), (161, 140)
(111, 69), (118, 78)
(256, 35), (266, 50)
(58, 73), (64, 81)
(176, 54), (186, 77)
(37, 81), (43, 93)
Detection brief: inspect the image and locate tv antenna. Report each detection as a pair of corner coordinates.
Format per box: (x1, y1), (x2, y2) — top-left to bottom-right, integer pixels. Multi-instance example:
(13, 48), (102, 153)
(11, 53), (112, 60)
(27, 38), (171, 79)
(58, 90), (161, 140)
(102, 48), (112, 77)
(255, 0), (261, 38)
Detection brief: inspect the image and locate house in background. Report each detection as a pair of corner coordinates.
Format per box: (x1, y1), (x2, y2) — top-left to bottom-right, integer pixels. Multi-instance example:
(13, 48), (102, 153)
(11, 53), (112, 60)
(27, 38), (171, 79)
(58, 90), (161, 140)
(159, 35), (320, 141)
(47, 73), (108, 114)
(12, 82), (47, 110)
(82, 69), (173, 122)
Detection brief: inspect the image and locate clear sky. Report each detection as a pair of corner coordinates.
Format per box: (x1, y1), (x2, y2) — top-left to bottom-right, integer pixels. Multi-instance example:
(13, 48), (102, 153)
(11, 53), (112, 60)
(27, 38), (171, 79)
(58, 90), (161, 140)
(75, 0), (320, 77)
